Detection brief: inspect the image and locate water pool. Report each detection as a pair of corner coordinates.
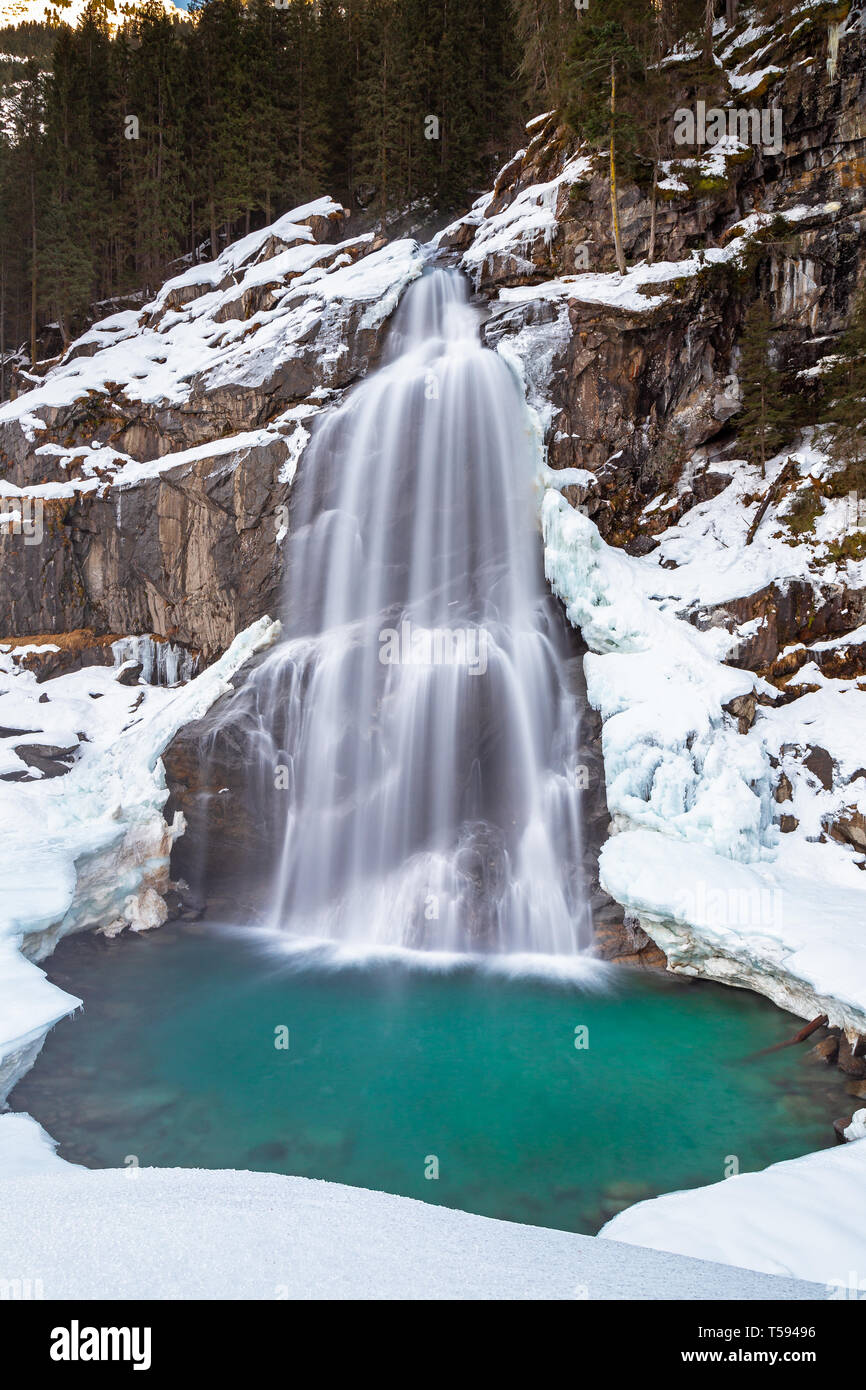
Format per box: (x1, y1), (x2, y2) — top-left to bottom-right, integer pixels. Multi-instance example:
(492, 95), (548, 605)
(10, 922), (851, 1235)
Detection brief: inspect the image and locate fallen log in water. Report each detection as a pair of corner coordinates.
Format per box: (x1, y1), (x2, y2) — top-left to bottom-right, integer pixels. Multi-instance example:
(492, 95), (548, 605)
(746, 1013), (829, 1060)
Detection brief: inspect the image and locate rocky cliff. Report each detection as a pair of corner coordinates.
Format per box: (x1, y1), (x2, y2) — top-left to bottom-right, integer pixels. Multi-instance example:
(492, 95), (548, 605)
(0, 200), (422, 661)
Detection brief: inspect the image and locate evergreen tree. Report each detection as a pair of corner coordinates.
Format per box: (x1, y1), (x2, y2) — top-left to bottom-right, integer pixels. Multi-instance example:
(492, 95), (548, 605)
(116, 1), (188, 290)
(824, 289), (866, 475)
(352, 0), (410, 224)
(510, 0), (572, 102)
(40, 24), (99, 339)
(6, 58), (44, 366)
(0, 0), (525, 381)
(187, 0), (248, 256)
(736, 299), (794, 478)
(563, 1), (650, 275)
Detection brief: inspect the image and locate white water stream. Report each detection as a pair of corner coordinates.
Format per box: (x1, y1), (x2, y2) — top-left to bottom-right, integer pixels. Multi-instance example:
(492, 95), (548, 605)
(226, 269), (592, 952)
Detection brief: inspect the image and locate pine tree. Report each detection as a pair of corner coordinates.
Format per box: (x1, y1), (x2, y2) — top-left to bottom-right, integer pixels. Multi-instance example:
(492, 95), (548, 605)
(352, 0), (409, 224)
(117, 1), (188, 290)
(824, 289), (866, 477)
(0, 0), (526, 381)
(6, 58), (44, 367)
(187, 0), (248, 256)
(510, 0), (572, 102)
(736, 299), (794, 478)
(563, 2), (651, 275)
(40, 25), (99, 339)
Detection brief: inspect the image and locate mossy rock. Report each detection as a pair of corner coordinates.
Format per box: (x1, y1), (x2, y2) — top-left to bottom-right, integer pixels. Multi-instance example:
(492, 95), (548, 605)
(826, 530), (866, 563)
(793, 0), (851, 30)
(733, 69), (783, 103)
(823, 459), (866, 498)
(784, 486), (824, 536)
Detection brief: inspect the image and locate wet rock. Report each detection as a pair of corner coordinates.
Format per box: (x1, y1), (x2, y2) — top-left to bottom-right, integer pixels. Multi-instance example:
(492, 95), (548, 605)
(810, 1034), (840, 1065)
(838, 1036), (866, 1078)
(593, 913), (667, 969)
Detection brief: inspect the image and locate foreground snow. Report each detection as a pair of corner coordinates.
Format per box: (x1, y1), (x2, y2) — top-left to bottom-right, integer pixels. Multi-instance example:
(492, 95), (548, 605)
(602, 1131), (866, 1289)
(0, 1116), (823, 1300)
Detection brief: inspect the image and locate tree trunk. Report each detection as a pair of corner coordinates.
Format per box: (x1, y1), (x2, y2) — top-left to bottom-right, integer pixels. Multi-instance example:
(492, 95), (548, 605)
(648, 162), (658, 266)
(759, 382), (766, 478)
(705, 0), (715, 65)
(609, 59), (626, 276)
(29, 170), (37, 369)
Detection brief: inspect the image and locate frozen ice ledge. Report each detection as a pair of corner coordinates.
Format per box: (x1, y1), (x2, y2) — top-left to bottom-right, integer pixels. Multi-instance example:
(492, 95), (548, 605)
(540, 488), (866, 1041)
(0, 617), (281, 1105)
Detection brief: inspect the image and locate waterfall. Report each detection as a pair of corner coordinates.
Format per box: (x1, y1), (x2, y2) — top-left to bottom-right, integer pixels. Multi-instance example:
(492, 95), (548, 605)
(226, 269), (592, 954)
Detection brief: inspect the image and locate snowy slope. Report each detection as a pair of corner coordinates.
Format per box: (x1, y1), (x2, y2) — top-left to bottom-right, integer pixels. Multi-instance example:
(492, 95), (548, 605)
(0, 198), (423, 505)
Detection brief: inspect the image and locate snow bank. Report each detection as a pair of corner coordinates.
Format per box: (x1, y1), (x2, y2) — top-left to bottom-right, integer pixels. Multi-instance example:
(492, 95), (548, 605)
(543, 492), (769, 857)
(540, 487), (866, 1037)
(0, 618), (280, 1105)
(0, 1119), (823, 1300)
(602, 1134), (866, 1288)
(600, 829), (866, 1038)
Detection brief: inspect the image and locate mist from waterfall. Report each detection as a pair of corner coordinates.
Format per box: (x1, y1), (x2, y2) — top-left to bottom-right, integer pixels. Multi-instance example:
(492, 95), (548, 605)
(228, 268), (592, 954)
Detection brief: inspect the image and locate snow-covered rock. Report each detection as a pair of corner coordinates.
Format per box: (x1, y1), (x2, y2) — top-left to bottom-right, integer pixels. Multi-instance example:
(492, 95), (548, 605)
(0, 617), (280, 1105)
(0, 200), (424, 656)
(540, 479), (866, 1039)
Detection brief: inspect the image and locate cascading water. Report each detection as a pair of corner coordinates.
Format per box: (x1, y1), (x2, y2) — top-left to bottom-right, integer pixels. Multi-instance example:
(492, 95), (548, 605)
(225, 268), (592, 954)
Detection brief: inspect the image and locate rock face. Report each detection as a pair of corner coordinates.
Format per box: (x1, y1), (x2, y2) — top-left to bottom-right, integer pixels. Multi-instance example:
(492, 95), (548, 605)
(3, 10), (863, 669)
(1, 435), (288, 658)
(444, 8), (865, 552)
(0, 201), (423, 661)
